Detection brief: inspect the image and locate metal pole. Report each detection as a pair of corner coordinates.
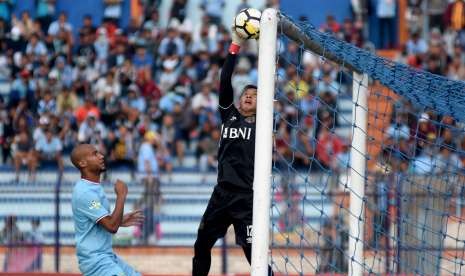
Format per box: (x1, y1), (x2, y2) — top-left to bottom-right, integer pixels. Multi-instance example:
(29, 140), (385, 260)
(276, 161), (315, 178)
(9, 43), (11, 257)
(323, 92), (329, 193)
(221, 237), (228, 275)
(54, 172), (63, 272)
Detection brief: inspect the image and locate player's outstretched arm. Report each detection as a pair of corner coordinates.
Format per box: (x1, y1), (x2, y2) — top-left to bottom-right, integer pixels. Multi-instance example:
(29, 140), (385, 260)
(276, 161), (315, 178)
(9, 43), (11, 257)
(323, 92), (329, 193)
(98, 179), (127, 234)
(219, 29), (245, 109)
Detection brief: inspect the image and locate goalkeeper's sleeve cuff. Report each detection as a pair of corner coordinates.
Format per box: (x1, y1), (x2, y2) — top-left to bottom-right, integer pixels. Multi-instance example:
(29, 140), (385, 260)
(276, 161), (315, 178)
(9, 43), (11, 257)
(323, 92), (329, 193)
(229, 43), (241, 55)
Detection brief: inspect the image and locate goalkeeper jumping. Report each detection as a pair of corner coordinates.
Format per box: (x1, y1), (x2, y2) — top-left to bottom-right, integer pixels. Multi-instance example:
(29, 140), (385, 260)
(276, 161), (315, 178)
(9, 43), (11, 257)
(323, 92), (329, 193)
(192, 30), (273, 276)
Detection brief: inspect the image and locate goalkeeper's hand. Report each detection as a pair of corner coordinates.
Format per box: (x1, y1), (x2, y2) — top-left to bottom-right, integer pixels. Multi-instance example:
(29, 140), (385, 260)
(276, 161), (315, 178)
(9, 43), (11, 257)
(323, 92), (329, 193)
(230, 26), (245, 47)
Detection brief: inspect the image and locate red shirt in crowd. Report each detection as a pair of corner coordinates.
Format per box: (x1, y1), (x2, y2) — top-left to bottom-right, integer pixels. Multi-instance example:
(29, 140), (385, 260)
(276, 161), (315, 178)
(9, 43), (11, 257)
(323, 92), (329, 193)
(316, 130), (344, 168)
(74, 105), (100, 124)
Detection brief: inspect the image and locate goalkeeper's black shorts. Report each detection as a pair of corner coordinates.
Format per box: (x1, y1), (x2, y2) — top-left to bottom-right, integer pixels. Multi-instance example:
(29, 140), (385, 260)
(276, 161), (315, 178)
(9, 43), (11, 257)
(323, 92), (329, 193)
(197, 184), (253, 247)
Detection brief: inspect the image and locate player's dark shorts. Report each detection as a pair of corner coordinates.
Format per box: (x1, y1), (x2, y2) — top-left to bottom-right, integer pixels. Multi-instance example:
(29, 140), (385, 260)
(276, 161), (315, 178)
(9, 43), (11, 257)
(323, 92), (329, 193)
(197, 184), (253, 247)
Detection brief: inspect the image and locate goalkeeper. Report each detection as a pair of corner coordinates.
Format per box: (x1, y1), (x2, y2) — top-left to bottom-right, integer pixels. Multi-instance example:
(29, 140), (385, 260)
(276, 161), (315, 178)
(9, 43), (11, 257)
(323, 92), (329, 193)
(192, 30), (273, 276)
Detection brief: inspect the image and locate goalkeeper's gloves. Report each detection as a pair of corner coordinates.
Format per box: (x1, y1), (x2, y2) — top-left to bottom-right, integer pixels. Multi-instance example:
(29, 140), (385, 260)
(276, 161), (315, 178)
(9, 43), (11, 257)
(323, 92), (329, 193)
(229, 27), (245, 54)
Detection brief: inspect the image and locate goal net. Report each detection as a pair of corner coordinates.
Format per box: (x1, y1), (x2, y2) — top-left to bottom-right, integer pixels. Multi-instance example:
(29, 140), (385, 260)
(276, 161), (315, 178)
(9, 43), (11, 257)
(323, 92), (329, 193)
(252, 9), (465, 276)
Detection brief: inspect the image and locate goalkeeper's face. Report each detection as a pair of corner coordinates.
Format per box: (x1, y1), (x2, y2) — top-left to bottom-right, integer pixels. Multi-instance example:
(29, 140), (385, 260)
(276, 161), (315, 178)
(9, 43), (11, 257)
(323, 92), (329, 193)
(239, 87), (257, 115)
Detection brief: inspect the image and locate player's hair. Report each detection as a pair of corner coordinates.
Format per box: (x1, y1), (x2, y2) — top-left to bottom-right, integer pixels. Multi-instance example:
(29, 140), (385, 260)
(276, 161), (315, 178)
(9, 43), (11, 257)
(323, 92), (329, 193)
(241, 84), (258, 96)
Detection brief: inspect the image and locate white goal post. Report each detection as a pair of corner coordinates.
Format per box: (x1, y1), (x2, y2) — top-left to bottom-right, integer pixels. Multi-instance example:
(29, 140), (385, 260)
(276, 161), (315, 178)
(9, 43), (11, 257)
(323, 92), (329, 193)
(252, 8), (278, 276)
(252, 9), (368, 276)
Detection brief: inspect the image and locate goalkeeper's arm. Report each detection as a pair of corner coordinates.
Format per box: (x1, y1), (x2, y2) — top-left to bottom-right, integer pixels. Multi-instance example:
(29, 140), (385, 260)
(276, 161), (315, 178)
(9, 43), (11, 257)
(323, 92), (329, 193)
(219, 29), (245, 109)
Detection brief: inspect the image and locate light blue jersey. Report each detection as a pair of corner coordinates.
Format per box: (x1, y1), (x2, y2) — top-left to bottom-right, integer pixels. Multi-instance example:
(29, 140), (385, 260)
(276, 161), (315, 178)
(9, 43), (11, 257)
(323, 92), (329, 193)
(72, 179), (140, 276)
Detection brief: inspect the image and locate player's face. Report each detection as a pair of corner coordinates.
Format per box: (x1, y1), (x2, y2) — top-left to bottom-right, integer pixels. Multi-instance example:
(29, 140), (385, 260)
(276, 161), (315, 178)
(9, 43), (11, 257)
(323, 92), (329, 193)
(85, 147), (106, 173)
(239, 88), (257, 114)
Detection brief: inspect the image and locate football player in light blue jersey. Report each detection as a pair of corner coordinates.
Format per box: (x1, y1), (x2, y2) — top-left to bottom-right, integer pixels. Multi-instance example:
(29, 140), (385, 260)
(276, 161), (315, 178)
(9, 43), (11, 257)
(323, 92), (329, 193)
(70, 143), (144, 276)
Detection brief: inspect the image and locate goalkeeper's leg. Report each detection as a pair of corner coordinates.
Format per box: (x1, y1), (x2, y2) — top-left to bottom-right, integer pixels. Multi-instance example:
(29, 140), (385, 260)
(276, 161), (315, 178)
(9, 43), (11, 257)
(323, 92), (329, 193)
(193, 187), (231, 276)
(193, 232), (218, 276)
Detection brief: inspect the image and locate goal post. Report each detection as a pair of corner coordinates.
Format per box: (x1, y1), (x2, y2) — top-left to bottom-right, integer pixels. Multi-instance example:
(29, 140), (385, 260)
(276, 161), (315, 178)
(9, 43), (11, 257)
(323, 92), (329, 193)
(253, 10), (369, 276)
(252, 8), (278, 276)
(349, 72), (368, 276)
(253, 9), (465, 276)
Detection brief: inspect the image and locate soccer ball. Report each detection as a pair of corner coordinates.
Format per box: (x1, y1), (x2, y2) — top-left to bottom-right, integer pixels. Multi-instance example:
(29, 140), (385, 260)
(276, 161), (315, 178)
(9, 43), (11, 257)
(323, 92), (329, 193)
(234, 8), (261, 40)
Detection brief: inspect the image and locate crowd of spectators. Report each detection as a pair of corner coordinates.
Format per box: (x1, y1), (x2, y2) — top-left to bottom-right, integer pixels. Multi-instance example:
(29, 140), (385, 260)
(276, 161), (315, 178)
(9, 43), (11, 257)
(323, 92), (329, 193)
(0, 0), (276, 183)
(0, 0), (461, 183)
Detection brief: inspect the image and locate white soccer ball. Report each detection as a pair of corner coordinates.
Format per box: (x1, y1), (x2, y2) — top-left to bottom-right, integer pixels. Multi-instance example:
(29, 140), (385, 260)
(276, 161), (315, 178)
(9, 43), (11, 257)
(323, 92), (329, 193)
(234, 8), (261, 40)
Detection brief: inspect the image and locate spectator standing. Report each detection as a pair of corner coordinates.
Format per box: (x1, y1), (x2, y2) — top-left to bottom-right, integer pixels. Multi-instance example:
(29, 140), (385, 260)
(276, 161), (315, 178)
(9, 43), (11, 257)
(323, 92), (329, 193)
(29, 217), (44, 244)
(376, 0), (397, 49)
(137, 130), (159, 179)
(94, 28), (110, 74)
(0, 215), (23, 244)
(137, 131), (162, 243)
